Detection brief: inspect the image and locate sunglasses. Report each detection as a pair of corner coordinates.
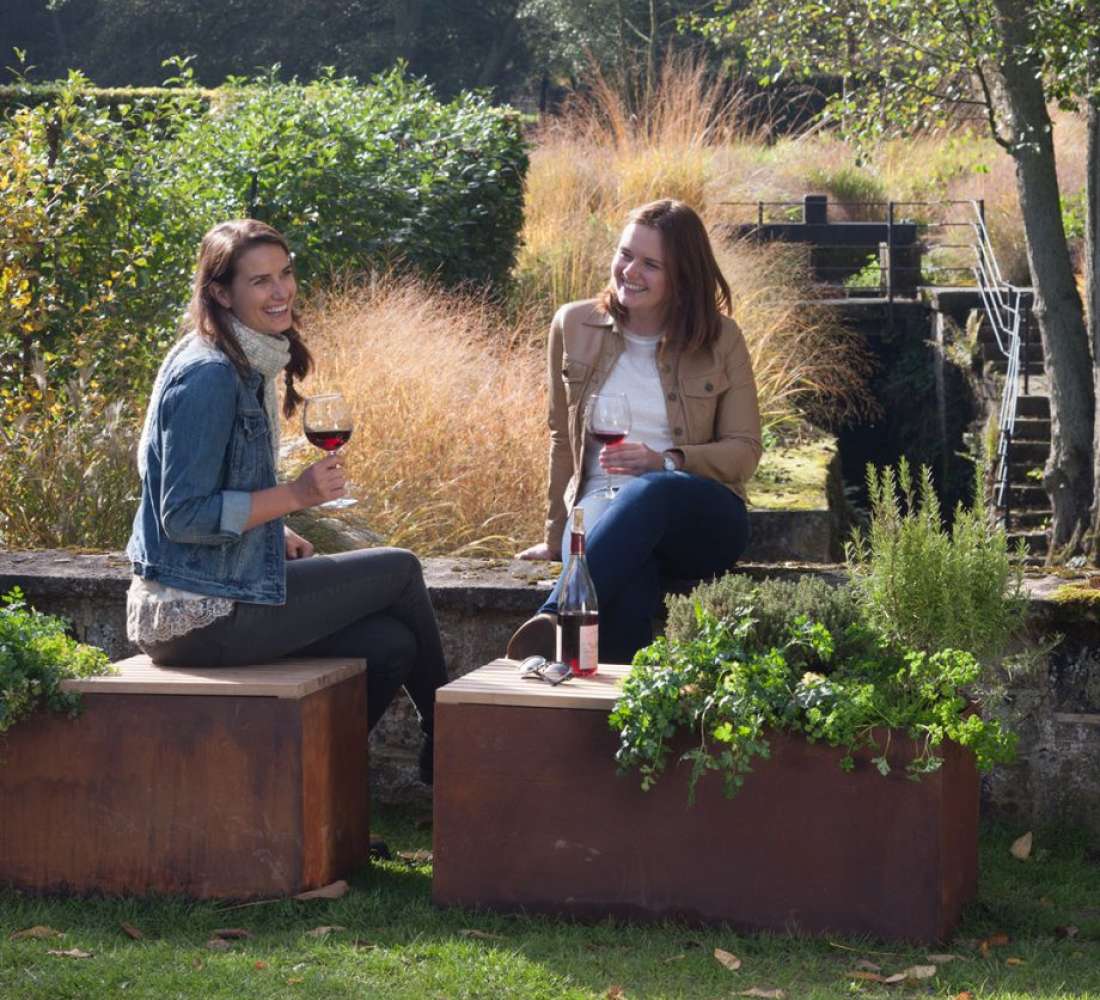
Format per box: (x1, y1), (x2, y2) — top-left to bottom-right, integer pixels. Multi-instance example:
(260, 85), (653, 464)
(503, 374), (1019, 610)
(517, 655), (573, 686)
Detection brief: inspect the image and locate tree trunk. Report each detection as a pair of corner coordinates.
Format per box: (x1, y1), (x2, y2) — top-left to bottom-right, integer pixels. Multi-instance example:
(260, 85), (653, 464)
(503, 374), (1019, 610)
(1088, 14), (1100, 562)
(992, 0), (1094, 553)
(475, 4), (523, 90)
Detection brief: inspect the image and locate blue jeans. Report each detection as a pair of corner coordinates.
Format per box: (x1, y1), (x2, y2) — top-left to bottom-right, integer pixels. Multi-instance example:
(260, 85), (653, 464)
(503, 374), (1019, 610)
(540, 471), (750, 664)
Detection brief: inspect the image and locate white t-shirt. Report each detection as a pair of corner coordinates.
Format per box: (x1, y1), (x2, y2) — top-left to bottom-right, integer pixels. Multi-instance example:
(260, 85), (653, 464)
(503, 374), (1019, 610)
(566, 330), (674, 550)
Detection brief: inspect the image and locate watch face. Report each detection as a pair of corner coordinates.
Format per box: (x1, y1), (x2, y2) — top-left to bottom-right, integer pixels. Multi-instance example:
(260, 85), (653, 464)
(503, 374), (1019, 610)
(663, 454), (676, 472)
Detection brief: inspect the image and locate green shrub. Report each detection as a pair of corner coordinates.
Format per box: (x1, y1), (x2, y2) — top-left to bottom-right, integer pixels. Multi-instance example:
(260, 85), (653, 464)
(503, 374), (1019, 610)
(665, 573), (870, 672)
(845, 459), (1025, 668)
(0, 588), (113, 736)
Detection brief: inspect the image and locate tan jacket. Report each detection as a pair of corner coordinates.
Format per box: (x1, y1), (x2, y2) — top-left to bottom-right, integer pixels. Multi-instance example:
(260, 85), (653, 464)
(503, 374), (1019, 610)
(543, 299), (763, 547)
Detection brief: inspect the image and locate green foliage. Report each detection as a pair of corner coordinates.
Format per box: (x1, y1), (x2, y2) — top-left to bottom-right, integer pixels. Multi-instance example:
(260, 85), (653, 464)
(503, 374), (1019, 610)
(0, 66), (528, 548)
(610, 604), (1017, 803)
(665, 573), (871, 672)
(846, 459), (1025, 668)
(0, 588), (113, 736)
(612, 461), (1023, 802)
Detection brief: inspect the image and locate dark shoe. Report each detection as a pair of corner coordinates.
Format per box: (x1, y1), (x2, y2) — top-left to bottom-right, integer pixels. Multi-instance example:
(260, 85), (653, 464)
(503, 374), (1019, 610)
(369, 836), (392, 861)
(506, 613), (556, 661)
(418, 734), (434, 786)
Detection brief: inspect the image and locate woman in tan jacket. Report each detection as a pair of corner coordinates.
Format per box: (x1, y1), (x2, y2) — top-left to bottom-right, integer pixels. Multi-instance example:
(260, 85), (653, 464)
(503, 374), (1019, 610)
(509, 199), (762, 664)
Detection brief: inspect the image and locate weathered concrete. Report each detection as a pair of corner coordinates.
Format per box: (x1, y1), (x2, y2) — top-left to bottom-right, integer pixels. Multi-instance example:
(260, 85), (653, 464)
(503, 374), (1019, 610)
(3, 549), (1099, 833)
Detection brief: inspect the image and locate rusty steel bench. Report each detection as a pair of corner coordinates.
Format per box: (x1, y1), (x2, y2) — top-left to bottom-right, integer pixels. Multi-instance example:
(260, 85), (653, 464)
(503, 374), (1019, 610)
(432, 659), (978, 943)
(0, 655), (370, 898)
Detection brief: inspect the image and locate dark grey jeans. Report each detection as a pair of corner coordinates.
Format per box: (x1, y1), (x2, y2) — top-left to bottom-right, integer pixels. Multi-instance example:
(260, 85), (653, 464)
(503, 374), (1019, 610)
(142, 548), (448, 733)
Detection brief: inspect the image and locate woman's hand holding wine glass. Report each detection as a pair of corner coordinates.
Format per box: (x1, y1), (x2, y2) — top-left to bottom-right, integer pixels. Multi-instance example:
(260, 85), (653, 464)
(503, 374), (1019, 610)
(302, 392), (357, 509)
(587, 393), (632, 498)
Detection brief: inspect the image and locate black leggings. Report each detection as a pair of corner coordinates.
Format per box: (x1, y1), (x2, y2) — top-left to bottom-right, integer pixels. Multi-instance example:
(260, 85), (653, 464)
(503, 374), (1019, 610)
(141, 548), (448, 733)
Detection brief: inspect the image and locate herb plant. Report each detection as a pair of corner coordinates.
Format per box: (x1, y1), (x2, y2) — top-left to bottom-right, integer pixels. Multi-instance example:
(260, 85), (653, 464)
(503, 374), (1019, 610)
(0, 588), (113, 736)
(611, 463), (1023, 802)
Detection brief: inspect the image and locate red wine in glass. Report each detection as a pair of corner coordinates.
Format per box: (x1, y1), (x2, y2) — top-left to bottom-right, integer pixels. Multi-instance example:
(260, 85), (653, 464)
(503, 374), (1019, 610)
(305, 428), (352, 452)
(586, 393), (632, 498)
(303, 393), (357, 508)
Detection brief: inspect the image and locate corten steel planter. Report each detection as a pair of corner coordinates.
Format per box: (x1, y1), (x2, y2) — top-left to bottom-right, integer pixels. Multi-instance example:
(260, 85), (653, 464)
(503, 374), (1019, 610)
(433, 660), (979, 943)
(0, 656), (370, 899)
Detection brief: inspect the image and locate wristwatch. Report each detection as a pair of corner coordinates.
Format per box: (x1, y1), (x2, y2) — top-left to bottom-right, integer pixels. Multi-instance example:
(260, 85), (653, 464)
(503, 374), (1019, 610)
(662, 451), (680, 472)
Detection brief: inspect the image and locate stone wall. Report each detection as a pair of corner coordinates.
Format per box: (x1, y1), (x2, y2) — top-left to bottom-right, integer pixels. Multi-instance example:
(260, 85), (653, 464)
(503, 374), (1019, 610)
(3, 550), (1100, 833)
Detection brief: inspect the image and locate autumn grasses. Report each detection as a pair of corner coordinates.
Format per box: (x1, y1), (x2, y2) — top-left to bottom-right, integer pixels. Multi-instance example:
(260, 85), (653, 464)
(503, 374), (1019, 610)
(1, 809), (1098, 1000)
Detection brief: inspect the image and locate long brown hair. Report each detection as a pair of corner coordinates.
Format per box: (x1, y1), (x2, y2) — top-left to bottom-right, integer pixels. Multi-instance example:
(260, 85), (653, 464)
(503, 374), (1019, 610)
(599, 199), (731, 355)
(189, 219), (313, 417)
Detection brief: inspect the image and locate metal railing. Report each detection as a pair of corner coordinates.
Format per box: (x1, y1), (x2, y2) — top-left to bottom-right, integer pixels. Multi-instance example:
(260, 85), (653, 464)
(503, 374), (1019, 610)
(969, 200), (1034, 529)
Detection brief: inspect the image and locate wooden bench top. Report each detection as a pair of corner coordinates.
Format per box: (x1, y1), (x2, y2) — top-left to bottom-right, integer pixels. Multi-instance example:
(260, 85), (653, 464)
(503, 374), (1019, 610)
(60, 655), (366, 700)
(437, 659), (632, 711)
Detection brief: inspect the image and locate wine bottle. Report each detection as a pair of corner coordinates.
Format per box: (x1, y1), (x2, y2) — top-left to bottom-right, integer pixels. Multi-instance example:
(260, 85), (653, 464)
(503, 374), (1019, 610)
(557, 507), (598, 677)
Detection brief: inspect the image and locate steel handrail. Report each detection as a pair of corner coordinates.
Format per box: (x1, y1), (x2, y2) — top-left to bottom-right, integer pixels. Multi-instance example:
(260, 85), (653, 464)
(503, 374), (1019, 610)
(969, 200), (1033, 521)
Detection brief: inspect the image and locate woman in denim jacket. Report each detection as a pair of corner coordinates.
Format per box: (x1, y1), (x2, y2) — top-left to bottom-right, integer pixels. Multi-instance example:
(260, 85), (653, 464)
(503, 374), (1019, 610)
(508, 199), (762, 666)
(126, 219), (446, 782)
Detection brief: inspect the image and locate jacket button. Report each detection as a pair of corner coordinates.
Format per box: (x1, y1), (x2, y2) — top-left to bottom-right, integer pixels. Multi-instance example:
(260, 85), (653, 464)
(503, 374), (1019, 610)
(662, 363), (671, 373)
(673, 427), (683, 437)
(705, 382), (714, 392)
(667, 391), (677, 401)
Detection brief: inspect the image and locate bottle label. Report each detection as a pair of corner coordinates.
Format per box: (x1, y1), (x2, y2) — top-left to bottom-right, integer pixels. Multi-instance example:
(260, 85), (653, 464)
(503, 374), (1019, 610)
(577, 624), (598, 675)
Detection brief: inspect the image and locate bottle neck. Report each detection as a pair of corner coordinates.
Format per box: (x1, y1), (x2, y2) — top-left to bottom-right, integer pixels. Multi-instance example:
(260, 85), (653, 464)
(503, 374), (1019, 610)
(570, 529), (586, 557)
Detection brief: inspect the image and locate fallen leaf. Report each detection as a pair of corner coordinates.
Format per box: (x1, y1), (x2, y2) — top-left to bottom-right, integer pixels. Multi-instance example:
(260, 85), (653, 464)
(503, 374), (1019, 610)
(119, 922), (144, 941)
(883, 965), (936, 984)
(294, 880), (348, 901)
(739, 989), (785, 999)
(988, 932), (1010, 947)
(853, 958), (882, 972)
(10, 926), (63, 941)
(849, 970), (886, 983)
(252, 960), (269, 970)
(1010, 831), (1033, 861)
(47, 948), (93, 959)
(287, 977), (304, 985)
(211, 928), (252, 940)
(1055, 925), (1079, 939)
(1039, 896), (1055, 908)
(397, 849), (433, 864)
(714, 947), (742, 971)
(458, 929), (505, 941)
(1005, 957), (1025, 966)
(952, 993), (974, 1000)
(926, 953), (961, 963)
(663, 953), (687, 963)
(352, 939), (376, 950)
(206, 938), (231, 952)
(606, 987), (626, 1000)
(305, 925), (346, 938)
(191, 958), (204, 970)
(292, 962), (308, 972)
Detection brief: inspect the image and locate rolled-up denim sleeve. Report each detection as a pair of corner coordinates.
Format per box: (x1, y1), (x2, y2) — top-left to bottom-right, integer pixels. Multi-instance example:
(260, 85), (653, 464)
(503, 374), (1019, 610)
(158, 363), (254, 544)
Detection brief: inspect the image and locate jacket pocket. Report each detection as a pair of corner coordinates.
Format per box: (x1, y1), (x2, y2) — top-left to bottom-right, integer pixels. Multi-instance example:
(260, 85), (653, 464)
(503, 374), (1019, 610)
(561, 357), (591, 407)
(227, 409), (271, 488)
(681, 371), (731, 438)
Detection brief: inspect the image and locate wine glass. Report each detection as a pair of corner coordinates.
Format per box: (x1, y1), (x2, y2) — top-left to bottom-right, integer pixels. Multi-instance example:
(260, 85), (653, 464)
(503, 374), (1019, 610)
(303, 392), (357, 509)
(587, 393), (632, 498)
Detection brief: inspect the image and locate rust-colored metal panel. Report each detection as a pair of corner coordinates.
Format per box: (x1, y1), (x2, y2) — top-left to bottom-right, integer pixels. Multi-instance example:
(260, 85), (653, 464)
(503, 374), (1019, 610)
(433, 701), (979, 943)
(0, 677), (369, 898)
(300, 677), (370, 887)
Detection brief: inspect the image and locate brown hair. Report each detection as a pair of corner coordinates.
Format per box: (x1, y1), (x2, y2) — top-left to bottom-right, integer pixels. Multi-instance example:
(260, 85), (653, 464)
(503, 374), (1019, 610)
(598, 199), (731, 355)
(189, 219), (313, 417)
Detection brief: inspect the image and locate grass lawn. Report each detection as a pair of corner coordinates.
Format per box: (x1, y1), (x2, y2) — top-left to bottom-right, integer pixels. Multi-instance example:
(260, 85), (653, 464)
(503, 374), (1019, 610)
(2, 810), (1099, 1000)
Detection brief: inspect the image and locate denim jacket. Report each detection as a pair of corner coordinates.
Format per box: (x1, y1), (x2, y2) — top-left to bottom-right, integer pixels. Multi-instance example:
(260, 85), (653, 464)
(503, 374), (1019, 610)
(126, 335), (286, 603)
